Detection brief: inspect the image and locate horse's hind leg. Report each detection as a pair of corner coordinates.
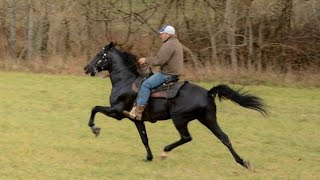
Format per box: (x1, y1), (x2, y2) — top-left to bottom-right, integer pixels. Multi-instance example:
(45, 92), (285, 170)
(162, 118), (192, 157)
(199, 114), (250, 169)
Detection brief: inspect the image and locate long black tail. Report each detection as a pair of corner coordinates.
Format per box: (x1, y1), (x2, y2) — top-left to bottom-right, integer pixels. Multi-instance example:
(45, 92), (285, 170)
(208, 84), (268, 117)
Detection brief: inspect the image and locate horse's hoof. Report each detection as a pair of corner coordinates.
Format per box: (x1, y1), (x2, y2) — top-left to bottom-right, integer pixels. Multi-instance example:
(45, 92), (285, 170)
(146, 155), (153, 161)
(91, 127), (101, 137)
(160, 151), (169, 160)
(243, 160), (251, 170)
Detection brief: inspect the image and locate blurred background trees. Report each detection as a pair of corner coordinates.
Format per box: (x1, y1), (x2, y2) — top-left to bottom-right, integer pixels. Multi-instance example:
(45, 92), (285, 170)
(0, 0), (319, 80)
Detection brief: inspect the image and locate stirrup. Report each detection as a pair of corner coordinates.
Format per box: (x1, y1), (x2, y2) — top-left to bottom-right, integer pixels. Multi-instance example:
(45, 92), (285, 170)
(123, 106), (137, 119)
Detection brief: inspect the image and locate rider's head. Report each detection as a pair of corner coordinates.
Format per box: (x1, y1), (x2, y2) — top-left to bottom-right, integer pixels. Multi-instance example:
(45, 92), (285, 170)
(158, 25), (176, 42)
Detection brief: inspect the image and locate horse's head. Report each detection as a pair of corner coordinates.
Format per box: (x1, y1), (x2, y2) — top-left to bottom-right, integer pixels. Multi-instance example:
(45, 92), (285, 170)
(84, 42), (115, 76)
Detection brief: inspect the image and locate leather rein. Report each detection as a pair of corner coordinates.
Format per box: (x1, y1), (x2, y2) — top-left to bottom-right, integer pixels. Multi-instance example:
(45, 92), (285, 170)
(93, 62), (148, 79)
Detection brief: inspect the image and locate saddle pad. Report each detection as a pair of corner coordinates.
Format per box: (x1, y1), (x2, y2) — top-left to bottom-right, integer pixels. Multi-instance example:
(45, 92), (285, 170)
(132, 79), (187, 99)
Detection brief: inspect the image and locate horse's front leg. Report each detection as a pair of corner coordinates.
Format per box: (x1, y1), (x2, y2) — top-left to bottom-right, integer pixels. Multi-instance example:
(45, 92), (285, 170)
(88, 106), (123, 137)
(134, 121), (153, 161)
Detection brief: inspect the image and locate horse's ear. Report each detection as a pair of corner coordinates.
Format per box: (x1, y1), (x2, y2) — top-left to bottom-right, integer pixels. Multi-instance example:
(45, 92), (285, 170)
(104, 42), (114, 50)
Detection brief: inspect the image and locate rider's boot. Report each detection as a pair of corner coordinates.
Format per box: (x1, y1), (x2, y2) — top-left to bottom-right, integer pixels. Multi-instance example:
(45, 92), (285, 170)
(135, 105), (146, 120)
(123, 106), (136, 119)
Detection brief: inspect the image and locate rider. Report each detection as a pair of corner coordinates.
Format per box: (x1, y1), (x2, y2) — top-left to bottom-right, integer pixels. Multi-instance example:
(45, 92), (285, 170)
(125, 25), (184, 120)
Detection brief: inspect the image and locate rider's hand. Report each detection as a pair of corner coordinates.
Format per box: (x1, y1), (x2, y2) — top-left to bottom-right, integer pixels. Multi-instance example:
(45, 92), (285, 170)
(138, 58), (146, 65)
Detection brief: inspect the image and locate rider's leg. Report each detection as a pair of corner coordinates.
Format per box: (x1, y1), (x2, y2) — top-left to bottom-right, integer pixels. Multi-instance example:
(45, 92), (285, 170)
(133, 72), (171, 120)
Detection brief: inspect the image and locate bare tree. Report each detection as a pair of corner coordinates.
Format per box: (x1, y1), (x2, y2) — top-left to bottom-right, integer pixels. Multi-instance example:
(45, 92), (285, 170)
(26, 0), (34, 60)
(0, 0), (319, 77)
(7, 0), (16, 59)
(224, 0), (238, 71)
(203, 0), (218, 66)
(38, 0), (49, 56)
(257, 19), (264, 73)
(311, 0), (320, 31)
(244, 0), (254, 70)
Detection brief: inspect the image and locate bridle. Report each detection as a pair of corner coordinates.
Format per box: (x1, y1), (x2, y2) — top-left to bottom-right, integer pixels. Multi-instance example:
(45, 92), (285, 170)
(92, 54), (110, 78)
(93, 63), (139, 79)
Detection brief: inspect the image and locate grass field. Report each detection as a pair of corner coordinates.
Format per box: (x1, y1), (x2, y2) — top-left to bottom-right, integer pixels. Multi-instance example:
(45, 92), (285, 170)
(0, 71), (319, 179)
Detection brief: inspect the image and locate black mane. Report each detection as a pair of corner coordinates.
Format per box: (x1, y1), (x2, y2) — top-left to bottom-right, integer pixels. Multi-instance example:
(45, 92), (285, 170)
(115, 48), (140, 76)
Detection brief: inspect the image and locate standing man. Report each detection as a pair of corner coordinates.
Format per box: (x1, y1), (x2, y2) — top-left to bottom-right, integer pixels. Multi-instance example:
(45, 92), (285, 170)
(124, 25), (184, 120)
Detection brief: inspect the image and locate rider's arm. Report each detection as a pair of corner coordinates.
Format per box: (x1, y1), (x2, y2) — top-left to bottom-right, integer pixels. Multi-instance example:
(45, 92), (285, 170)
(145, 43), (175, 66)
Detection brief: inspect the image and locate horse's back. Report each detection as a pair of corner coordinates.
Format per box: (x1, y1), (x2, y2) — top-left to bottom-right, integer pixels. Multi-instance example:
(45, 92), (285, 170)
(146, 82), (212, 121)
(167, 82), (214, 118)
(154, 82), (209, 104)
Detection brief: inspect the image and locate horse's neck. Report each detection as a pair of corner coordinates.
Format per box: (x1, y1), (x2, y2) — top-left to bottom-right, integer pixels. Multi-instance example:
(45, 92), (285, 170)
(110, 70), (137, 88)
(109, 55), (139, 88)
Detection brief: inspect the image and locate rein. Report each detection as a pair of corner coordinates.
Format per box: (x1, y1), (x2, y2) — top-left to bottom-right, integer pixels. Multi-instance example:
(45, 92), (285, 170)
(94, 63), (148, 79)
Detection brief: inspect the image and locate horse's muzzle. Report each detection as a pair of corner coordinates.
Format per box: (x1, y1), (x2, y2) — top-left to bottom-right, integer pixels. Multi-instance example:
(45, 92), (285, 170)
(84, 65), (95, 76)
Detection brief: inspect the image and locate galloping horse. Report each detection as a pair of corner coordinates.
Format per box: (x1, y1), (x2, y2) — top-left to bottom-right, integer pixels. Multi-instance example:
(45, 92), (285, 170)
(84, 42), (267, 169)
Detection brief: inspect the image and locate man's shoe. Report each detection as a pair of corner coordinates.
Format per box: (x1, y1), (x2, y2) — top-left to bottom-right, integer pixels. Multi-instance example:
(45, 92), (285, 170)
(123, 106), (136, 119)
(135, 105), (146, 120)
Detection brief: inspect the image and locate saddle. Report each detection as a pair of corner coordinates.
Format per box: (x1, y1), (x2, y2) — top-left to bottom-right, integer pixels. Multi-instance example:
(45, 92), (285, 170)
(132, 77), (187, 99)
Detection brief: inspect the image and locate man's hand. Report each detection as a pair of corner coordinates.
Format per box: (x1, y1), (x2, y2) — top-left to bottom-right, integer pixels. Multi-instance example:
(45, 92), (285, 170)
(138, 58), (146, 65)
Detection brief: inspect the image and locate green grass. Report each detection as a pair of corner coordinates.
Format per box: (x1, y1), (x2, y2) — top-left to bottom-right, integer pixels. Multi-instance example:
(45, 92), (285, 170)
(0, 71), (319, 179)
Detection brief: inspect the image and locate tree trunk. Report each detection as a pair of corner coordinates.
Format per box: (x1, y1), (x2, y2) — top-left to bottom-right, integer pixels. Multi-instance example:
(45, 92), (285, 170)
(39, 0), (49, 56)
(63, 17), (71, 58)
(257, 21), (264, 73)
(26, 0), (34, 60)
(203, 1), (218, 66)
(8, 0), (17, 59)
(311, 0), (320, 31)
(224, 0), (238, 72)
(245, 0), (254, 71)
(247, 17), (253, 70)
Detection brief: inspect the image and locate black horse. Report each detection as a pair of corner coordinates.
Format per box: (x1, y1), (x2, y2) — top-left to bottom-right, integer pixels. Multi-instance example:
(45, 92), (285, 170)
(84, 42), (267, 169)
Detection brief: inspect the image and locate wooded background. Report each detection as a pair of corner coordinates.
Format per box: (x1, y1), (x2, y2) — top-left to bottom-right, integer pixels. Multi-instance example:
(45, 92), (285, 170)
(0, 0), (319, 81)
